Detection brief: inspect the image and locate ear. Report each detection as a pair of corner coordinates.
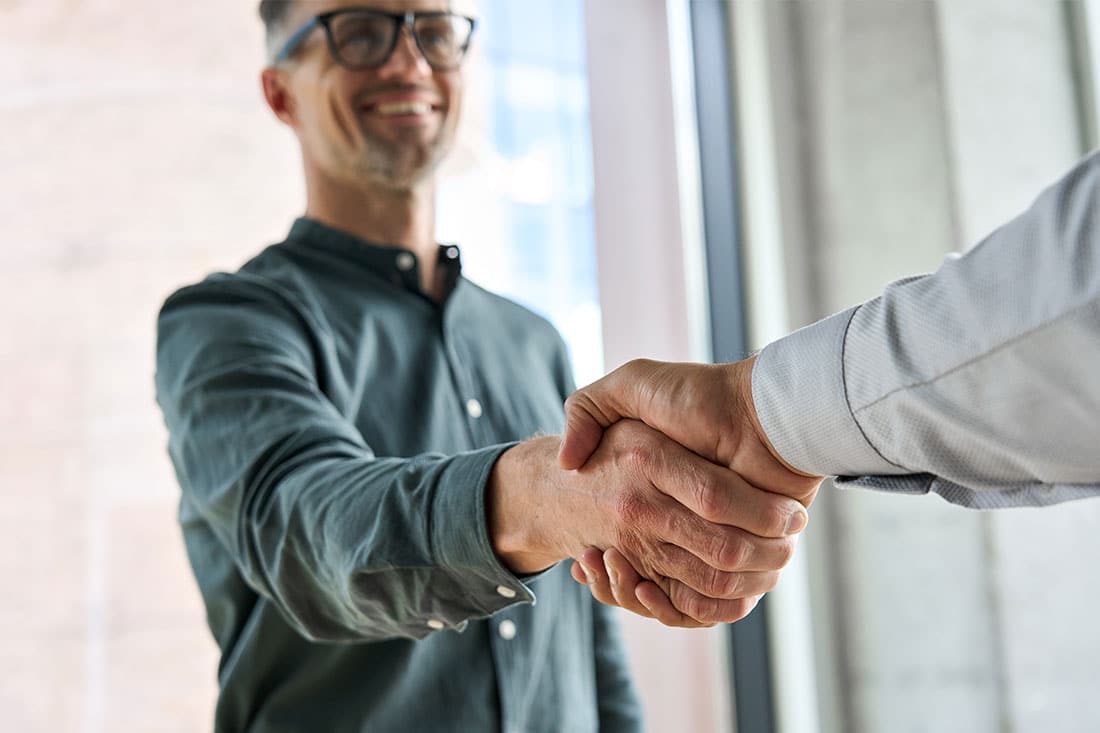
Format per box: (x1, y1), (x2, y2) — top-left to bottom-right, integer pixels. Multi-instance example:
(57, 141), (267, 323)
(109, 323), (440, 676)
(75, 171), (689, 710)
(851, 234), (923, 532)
(261, 67), (297, 128)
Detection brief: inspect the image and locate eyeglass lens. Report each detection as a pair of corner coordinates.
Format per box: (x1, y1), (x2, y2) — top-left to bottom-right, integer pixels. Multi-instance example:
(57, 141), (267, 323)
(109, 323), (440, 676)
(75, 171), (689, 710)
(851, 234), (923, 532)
(328, 12), (472, 70)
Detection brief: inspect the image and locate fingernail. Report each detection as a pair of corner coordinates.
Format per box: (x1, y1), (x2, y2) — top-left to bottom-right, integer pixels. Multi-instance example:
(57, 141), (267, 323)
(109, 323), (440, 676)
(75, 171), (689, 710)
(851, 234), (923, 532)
(785, 508), (808, 535)
(580, 563), (595, 585)
(606, 565), (619, 587)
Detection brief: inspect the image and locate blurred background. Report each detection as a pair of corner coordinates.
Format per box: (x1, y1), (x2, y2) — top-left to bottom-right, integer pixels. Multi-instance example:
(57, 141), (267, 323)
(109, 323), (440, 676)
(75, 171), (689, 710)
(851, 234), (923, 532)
(3, 0), (1100, 731)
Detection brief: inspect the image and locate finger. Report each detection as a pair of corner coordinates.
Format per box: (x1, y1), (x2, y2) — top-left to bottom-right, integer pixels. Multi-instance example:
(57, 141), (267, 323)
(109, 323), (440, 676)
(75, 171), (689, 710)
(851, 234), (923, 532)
(638, 579), (764, 626)
(655, 503), (799, 573)
(646, 438), (808, 539)
(559, 360), (661, 470)
(570, 560), (588, 586)
(575, 547), (621, 609)
(633, 580), (713, 628)
(602, 548), (655, 619)
(646, 543), (781, 599)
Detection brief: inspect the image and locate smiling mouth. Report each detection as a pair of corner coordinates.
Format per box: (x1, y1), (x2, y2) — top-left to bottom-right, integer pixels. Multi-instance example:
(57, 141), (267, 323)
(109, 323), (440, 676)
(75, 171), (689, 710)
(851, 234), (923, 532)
(370, 101), (437, 116)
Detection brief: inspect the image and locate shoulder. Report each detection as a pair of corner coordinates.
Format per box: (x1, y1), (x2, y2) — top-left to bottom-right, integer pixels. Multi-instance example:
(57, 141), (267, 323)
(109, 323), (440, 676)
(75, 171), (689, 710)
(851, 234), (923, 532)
(158, 245), (312, 333)
(156, 248), (324, 376)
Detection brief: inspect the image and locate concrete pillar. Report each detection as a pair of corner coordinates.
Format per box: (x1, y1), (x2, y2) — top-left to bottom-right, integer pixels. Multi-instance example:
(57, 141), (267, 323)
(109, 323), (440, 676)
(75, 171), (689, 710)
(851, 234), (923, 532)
(758, 1), (1092, 730)
(936, 2), (1100, 731)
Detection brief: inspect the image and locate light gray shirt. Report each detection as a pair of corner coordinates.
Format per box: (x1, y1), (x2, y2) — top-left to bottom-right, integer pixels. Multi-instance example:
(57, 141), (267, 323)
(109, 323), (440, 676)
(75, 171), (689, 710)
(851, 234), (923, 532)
(753, 150), (1100, 509)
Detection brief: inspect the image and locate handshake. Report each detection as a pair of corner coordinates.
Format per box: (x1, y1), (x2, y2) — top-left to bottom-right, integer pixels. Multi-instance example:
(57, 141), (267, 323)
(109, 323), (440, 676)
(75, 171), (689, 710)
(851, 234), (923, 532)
(488, 355), (824, 628)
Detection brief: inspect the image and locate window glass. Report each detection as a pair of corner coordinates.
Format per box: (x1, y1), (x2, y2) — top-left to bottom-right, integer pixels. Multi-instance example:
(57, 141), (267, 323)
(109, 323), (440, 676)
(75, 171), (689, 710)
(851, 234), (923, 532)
(437, 0), (603, 387)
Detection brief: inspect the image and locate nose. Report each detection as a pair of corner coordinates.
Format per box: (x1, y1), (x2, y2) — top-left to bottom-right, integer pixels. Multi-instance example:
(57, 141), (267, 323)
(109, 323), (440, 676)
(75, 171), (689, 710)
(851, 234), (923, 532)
(376, 26), (433, 80)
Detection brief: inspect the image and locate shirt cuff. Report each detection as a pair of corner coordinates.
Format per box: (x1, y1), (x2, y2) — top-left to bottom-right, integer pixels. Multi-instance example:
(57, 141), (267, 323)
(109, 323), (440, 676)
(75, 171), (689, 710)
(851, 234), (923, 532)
(752, 306), (899, 477)
(431, 444), (540, 615)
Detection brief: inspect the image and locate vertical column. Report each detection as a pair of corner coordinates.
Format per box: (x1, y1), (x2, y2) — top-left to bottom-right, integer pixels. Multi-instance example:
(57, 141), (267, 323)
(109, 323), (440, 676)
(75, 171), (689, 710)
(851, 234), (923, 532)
(765, 2), (1003, 731)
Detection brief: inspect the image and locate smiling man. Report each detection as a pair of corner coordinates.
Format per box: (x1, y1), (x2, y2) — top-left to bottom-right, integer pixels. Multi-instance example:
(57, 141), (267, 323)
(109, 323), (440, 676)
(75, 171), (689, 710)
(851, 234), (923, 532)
(154, 1), (811, 730)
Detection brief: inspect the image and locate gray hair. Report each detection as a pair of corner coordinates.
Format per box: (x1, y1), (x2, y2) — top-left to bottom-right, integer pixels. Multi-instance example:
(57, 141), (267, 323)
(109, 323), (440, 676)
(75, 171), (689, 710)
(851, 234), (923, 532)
(259, 0), (296, 62)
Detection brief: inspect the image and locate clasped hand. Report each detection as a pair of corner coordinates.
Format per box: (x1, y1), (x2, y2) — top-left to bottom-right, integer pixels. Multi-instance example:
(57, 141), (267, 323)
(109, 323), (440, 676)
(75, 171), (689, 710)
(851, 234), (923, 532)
(557, 356), (823, 627)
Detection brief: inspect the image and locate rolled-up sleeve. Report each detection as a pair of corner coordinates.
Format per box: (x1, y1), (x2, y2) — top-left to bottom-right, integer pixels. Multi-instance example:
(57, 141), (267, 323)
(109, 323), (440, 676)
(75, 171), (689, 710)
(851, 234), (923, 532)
(156, 278), (532, 642)
(753, 151), (1100, 507)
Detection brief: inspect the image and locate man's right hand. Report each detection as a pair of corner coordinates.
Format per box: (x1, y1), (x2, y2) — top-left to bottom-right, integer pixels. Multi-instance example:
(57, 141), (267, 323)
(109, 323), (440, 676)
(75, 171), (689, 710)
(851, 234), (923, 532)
(487, 420), (808, 626)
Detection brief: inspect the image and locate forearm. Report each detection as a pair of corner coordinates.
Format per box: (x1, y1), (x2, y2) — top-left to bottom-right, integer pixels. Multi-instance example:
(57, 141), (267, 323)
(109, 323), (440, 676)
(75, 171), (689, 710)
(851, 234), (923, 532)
(178, 426), (530, 641)
(753, 151), (1100, 493)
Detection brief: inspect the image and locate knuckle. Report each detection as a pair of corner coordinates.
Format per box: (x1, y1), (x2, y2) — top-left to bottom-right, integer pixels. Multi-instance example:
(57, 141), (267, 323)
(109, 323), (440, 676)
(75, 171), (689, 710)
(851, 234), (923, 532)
(724, 571), (747, 599)
(621, 442), (652, 472)
(687, 594), (724, 625)
(713, 532), (751, 570)
(705, 567), (742, 599)
(761, 498), (793, 538)
(775, 537), (797, 567)
(563, 391), (579, 411)
(694, 475), (726, 522)
(614, 491), (649, 526)
(649, 542), (677, 572)
(659, 508), (690, 545)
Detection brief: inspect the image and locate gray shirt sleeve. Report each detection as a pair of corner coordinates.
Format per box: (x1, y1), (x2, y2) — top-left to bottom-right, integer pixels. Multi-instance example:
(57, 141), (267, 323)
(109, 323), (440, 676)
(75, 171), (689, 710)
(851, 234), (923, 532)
(752, 151), (1100, 508)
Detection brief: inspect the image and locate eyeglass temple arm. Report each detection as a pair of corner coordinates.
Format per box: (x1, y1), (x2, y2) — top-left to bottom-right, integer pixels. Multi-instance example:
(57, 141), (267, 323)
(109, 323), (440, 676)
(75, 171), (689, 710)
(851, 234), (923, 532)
(273, 17), (322, 64)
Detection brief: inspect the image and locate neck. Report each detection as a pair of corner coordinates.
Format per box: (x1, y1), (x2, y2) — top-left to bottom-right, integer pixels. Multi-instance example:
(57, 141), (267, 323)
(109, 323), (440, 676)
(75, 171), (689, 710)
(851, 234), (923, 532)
(304, 166), (444, 299)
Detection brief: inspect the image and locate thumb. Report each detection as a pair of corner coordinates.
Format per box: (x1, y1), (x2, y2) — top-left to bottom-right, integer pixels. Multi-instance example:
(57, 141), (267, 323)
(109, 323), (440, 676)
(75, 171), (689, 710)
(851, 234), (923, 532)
(558, 361), (656, 469)
(558, 387), (619, 470)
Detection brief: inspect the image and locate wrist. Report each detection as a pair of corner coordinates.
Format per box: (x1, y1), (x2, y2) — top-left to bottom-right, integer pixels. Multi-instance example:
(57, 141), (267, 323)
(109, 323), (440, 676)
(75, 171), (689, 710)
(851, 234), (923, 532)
(487, 437), (567, 574)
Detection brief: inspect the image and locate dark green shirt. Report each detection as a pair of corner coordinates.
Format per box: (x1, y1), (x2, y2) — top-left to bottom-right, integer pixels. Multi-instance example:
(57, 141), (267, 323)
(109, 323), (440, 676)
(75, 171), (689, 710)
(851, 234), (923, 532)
(155, 219), (641, 733)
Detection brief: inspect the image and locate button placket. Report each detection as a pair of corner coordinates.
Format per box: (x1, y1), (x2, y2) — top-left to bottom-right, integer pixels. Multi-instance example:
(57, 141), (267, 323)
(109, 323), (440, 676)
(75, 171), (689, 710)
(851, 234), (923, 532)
(440, 312), (485, 446)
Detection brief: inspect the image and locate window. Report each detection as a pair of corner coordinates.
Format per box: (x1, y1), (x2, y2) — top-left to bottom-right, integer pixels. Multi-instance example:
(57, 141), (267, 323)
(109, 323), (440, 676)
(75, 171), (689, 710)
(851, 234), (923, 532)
(437, 0), (603, 387)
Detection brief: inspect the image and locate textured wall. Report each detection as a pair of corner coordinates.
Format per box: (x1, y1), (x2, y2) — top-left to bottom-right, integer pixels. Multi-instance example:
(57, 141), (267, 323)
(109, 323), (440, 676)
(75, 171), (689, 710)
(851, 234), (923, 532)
(1, 1), (722, 731)
(766, 2), (1100, 732)
(1, 1), (304, 729)
(936, 2), (1100, 731)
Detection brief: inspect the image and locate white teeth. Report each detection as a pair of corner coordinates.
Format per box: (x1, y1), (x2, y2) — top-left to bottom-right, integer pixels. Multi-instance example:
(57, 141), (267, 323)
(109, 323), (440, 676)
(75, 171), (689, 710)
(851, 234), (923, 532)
(375, 101), (433, 115)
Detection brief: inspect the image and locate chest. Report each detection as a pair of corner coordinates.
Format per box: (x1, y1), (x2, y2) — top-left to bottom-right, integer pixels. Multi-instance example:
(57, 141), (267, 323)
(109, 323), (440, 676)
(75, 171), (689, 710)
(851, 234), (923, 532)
(319, 303), (567, 457)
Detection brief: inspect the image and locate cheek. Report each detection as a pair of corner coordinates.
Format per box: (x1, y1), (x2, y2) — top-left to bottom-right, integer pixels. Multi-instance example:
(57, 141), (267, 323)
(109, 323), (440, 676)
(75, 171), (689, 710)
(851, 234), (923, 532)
(444, 81), (463, 128)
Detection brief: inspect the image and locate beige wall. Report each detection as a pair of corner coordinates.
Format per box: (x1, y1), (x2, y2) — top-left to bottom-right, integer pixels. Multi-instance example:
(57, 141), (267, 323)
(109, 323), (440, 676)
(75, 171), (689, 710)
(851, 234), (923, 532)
(2, 1), (300, 729)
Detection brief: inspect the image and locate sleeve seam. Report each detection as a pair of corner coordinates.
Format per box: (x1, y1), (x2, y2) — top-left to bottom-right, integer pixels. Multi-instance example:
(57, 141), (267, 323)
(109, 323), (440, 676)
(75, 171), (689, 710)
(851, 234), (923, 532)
(840, 306), (909, 473)
(852, 294), (1100, 417)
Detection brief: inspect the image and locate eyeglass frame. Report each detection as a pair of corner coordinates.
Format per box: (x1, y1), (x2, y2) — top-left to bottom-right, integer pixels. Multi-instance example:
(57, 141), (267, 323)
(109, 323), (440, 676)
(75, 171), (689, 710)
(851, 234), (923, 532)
(272, 8), (478, 71)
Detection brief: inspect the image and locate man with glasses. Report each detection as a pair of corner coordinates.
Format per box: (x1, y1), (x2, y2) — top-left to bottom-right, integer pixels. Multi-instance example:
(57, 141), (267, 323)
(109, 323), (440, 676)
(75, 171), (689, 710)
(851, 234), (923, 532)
(155, 1), (811, 730)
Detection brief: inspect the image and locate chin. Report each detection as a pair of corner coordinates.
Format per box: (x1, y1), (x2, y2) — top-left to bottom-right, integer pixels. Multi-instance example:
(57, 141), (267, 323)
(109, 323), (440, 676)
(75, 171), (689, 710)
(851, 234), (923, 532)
(360, 145), (451, 190)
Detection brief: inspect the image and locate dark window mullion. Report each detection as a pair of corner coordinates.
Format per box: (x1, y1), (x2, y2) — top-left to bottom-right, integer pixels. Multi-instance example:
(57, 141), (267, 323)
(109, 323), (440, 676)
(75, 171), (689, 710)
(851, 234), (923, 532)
(688, 2), (775, 732)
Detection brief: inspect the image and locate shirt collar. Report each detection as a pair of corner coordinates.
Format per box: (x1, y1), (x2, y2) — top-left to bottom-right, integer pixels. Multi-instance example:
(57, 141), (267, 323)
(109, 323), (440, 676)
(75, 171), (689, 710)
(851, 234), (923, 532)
(284, 217), (464, 298)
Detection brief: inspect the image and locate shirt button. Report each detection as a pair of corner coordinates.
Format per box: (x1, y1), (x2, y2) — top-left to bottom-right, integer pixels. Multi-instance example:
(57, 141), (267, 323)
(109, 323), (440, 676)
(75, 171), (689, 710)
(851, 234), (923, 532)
(427, 619), (445, 630)
(396, 252), (416, 272)
(466, 398), (483, 419)
(496, 585), (517, 599)
(498, 619), (517, 640)
(445, 246), (460, 260)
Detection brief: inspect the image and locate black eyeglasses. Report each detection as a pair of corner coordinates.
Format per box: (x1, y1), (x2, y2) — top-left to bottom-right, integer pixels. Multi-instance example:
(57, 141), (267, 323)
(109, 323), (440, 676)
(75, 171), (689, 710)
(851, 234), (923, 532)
(274, 8), (476, 71)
